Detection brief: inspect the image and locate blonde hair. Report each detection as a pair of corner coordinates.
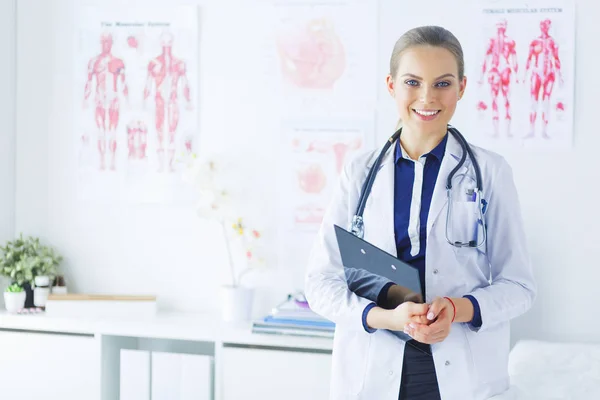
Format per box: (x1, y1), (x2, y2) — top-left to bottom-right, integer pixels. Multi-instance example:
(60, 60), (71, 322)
(389, 26), (465, 130)
(390, 25), (465, 80)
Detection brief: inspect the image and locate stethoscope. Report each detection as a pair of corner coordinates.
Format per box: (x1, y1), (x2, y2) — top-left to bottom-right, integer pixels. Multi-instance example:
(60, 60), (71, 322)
(349, 124), (488, 249)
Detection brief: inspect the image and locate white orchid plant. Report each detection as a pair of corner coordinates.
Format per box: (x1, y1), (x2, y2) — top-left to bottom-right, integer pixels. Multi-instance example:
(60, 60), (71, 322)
(181, 153), (266, 287)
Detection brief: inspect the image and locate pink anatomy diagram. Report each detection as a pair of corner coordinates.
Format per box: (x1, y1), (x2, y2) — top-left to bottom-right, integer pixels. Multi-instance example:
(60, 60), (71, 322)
(126, 120), (148, 160)
(477, 19), (519, 138)
(293, 136), (361, 192)
(289, 134), (362, 227)
(83, 32), (129, 171)
(143, 31), (192, 172)
(523, 19), (563, 139)
(297, 164), (327, 194)
(301, 137), (362, 173)
(276, 18), (346, 89)
(294, 204), (326, 225)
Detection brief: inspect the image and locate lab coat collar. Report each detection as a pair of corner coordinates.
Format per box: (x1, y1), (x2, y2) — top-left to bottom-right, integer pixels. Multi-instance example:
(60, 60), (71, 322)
(362, 131), (469, 253)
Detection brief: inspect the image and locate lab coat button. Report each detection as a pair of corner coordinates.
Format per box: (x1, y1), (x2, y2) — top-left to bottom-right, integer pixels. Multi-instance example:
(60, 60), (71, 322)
(389, 370), (394, 376)
(445, 360), (450, 366)
(433, 269), (439, 274)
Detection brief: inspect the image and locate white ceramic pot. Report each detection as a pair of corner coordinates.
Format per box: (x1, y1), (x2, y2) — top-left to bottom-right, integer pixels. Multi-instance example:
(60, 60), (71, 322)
(34, 287), (50, 307)
(4, 291), (26, 313)
(220, 285), (254, 323)
(34, 276), (50, 287)
(51, 286), (68, 295)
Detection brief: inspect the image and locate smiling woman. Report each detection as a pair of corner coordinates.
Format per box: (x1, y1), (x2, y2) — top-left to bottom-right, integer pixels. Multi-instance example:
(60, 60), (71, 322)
(305, 24), (536, 400)
(386, 26), (466, 160)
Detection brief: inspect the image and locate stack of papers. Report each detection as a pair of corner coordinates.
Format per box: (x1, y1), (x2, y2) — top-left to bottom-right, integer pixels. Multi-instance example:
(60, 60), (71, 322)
(252, 294), (335, 339)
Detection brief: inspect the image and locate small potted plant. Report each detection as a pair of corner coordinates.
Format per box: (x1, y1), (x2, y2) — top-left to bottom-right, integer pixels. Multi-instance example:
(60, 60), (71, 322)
(4, 283), (26, 313)
(52, 275), (68, 295)
(0, 234), (62, 308)
(219, 217), (266, 322)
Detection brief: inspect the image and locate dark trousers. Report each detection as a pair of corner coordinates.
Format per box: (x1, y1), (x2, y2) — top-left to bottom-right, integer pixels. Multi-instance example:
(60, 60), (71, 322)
(399, 341), (442, 400)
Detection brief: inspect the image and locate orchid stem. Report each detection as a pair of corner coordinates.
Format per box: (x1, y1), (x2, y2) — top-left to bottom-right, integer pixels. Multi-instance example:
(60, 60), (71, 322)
(220, 219), (237, 287)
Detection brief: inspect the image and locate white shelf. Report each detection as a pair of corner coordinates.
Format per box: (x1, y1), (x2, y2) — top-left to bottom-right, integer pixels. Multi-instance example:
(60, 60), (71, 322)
(0, 310), (333, 351)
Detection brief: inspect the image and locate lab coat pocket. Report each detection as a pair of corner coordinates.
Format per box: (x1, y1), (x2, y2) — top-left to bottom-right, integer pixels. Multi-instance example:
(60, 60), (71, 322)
(333, 328), (371, 395)
(465, 323), (510, 385)
(448, 201), (481, 261)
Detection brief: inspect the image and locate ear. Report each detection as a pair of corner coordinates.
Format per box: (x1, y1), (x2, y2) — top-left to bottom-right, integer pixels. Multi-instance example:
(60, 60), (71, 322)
(386, 74), (395, 97)
(458, 76), (467, 100)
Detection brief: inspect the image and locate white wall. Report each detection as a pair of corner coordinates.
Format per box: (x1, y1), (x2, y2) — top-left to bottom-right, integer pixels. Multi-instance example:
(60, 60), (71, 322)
(14, 0), (600, 345)
(0, 0), (15, 243)
(505, 0), (600, 345)
(0, 0), (16, 304)
(16, 0), (296, 316)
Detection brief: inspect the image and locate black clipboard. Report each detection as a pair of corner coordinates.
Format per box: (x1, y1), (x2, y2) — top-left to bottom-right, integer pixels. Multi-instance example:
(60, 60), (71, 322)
(334, 224), (432, 355)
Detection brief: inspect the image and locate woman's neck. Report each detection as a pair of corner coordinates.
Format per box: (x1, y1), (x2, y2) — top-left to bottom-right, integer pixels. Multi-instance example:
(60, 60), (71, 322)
(399, 126), (447, 160)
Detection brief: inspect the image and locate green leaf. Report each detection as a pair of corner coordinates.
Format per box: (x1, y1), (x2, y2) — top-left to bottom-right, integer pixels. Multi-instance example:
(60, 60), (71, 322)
(0, 235), (62, 284)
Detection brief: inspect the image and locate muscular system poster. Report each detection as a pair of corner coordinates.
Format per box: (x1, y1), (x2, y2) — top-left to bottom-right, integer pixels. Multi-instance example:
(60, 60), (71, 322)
(74, 6), (199, 204)
(470, 2), (574, 149)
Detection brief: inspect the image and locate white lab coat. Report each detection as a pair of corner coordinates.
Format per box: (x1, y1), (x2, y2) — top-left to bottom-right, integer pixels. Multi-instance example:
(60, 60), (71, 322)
(305, 133), (536, 400)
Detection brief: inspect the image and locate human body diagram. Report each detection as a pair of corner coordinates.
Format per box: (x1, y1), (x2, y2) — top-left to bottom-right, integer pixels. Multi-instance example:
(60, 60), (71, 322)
(478, 20), (519, 138)
(83, 32), (130, 171)
(143, 32), (193, 173)
(81, 30), (194, 175)
(522, 19), (563, 139)
(478, 18), (565, 140)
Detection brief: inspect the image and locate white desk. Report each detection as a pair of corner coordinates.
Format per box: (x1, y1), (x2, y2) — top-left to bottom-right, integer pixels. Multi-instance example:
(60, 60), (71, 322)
(0, 311), (333, 400)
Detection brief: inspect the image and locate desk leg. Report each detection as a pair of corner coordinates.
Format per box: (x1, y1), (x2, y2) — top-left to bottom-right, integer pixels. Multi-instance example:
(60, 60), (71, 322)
(101, 335), (139, 400)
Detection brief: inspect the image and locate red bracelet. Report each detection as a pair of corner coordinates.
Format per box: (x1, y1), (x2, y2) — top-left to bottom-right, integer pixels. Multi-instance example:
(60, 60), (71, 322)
(444, 297), (456, 323)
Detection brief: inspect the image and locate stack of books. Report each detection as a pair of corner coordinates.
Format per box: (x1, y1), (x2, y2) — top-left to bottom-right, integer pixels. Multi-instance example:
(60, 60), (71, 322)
(252, 293), (335, 339)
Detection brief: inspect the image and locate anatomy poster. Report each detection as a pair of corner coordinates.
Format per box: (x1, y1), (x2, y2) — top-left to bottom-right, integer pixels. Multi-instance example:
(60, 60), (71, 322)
(278, 119), (373, 232)
(74, 6), (199, 204)
(469, 2), (574, 149)
(269, 0), (378, 113)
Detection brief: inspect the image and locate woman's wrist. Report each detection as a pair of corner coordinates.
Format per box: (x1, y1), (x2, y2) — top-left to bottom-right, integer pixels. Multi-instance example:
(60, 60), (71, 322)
(449, 297), (474, 324)
(365, 306), (393, 330)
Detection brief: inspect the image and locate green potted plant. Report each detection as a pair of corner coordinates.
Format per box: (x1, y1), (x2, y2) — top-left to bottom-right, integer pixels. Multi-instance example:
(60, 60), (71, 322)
(0, 234), (63, 308)
(4, 283), (26, 313)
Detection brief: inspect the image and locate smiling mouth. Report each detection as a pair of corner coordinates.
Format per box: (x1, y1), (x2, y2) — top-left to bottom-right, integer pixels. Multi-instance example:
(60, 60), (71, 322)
(413, 109), (441, 117)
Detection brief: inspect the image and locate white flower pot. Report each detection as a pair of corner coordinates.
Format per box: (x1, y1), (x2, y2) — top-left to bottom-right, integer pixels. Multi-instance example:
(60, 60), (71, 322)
(51, 286), (68, 295)
(220, 285), (254, 323)
(34, 275), (51, 307)
(34, 276), (50, 287)
(4, 291), (26, 313)
(34, 287), (50, 307)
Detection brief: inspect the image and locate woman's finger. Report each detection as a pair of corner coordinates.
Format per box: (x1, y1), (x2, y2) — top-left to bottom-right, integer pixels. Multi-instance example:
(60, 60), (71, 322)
(405, 323), (449, 344)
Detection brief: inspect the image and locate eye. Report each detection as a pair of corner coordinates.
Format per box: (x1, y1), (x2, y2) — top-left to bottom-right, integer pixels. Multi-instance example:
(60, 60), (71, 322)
(435, 81), (451, 88)
(404, 79), (419, 87)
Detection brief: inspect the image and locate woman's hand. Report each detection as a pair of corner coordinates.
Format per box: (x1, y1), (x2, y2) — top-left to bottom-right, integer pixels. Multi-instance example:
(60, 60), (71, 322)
(404, 297), (453, 344)
(365, 302), (430, 332)
(387, 302), (430, 331)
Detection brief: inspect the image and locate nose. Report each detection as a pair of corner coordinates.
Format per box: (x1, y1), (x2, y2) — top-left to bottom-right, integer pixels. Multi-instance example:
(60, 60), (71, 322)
(419, 86), (434, 104)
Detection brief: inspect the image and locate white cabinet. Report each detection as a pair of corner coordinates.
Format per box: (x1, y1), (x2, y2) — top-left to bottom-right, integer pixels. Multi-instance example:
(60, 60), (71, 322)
(119, 349), (212, 400)
(152, 352), (212, 400)
(221, 346), (331, 400)
(0, 315), (334, 400)
(120, 350), (150, 400)
(0, 330), (100, 400)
